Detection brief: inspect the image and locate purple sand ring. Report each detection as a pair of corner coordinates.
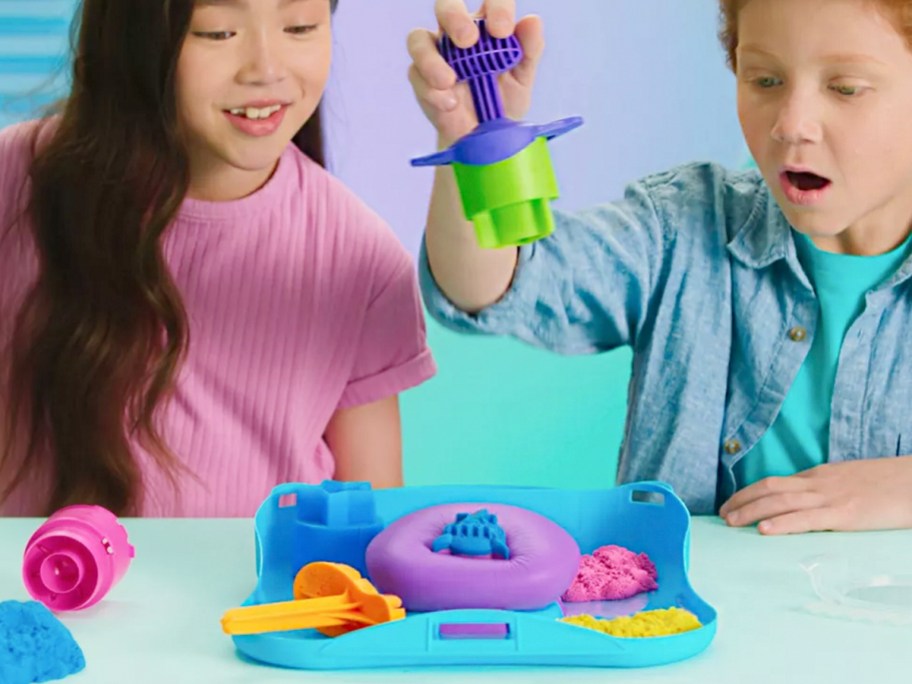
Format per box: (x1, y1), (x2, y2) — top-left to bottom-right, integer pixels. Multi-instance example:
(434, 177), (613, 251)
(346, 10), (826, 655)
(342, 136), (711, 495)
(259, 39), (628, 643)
(365, 502), (581, 612)
(438, 18), (523, 124)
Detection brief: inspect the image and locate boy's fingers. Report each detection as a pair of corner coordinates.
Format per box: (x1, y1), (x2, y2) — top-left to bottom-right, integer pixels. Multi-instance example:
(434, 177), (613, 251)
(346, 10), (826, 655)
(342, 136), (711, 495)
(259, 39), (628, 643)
(479, 0), (517, 38)
(436, 0), (479, 47)
(406, 28), (456, 90)
(511, 15), (544, 87)
(408, 64), (459, 113)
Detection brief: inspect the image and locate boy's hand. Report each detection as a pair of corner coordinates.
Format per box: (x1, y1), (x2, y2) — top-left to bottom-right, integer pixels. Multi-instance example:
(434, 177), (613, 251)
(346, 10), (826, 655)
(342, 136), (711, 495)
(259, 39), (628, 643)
(720, 456), (912, 534)
(406, 0), (544, 146)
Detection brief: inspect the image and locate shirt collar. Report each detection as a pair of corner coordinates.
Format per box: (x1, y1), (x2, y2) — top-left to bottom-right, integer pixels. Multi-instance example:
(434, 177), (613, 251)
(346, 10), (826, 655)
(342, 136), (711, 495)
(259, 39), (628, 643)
(725, 185), (912, 292)
(726, 189), (792, 269)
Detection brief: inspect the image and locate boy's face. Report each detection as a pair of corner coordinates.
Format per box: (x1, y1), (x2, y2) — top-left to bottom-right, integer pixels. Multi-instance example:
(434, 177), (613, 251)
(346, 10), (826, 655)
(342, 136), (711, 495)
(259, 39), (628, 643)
(737, 0), (912, 254)
(175, 0), (332, 201)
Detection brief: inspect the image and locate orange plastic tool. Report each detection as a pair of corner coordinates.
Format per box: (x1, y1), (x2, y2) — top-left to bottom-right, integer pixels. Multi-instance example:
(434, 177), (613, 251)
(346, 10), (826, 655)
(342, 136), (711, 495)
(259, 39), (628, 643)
(221, 561), (405, 637)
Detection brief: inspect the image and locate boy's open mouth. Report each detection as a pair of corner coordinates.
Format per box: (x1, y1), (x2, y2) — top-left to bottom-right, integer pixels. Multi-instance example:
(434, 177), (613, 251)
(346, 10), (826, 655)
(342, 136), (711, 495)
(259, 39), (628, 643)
(784, 170), (831, 192)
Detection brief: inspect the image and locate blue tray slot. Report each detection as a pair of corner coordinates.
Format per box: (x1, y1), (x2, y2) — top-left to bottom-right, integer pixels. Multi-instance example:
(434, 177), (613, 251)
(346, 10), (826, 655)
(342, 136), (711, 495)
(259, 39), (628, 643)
(251, 481), (382, 603)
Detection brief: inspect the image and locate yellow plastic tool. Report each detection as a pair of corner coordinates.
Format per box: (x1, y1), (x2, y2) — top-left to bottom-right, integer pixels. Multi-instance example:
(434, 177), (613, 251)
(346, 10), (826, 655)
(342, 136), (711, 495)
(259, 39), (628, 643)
(221, 561), (405, 637)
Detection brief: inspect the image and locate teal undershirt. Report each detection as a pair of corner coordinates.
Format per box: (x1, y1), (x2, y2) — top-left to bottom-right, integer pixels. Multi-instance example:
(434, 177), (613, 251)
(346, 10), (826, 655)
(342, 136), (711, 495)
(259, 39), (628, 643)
(735, 229), (912, 487)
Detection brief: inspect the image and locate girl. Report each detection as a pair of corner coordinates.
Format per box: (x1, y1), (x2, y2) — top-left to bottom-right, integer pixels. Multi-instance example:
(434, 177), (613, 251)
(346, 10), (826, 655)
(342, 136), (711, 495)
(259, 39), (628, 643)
(408, 0), (912, 534)
(0, 0), (436, 517)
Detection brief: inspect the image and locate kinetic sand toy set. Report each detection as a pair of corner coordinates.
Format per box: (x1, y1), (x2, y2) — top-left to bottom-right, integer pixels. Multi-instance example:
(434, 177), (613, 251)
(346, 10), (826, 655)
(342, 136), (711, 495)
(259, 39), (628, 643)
(218, 480), (717, 669)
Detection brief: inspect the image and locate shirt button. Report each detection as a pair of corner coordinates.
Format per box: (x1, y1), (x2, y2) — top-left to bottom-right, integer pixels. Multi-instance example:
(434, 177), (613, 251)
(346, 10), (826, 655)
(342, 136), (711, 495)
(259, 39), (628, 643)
(788, 326), (807, 342)
(724, 439), (741, 455)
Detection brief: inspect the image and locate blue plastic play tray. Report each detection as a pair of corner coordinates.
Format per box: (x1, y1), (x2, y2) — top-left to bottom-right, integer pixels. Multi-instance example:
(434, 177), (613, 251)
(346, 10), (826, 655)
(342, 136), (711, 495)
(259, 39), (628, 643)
(228, 480), (717, 669)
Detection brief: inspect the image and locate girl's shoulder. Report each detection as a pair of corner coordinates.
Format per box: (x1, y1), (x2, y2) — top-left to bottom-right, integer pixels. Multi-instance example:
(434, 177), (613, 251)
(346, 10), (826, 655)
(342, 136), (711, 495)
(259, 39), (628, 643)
(0, 119), (40, 187)
(0, 121), (44, 233)
(0, 117), (55, 161)
(0, 118), (58, 209)
(0, 117), (40, 149)
(283, 144), (408, 257)
(284, 145), (382, 217)
(280, 146), (414, 298)
(0, 121), (47, 317)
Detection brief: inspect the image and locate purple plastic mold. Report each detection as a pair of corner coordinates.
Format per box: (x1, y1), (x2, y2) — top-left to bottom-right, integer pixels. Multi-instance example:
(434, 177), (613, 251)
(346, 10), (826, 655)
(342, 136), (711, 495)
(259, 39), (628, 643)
(412, 18), (582, 168)
(439, 19), (523, 124)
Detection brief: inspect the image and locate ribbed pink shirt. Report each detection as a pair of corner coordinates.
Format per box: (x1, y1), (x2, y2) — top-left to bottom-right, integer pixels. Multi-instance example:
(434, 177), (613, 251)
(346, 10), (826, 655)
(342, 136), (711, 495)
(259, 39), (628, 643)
(0, 120), (436, 517)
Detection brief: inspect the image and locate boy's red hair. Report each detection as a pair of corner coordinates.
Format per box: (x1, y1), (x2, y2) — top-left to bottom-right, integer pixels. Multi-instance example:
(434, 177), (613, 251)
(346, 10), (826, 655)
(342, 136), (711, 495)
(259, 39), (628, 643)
(719, 0), (912, 70)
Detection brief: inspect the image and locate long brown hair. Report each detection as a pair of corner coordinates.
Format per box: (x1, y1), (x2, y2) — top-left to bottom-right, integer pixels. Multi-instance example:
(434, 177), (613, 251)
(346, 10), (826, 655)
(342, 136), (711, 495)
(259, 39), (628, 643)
(719, 0), (912, 70)
(1, 0), (339, 515)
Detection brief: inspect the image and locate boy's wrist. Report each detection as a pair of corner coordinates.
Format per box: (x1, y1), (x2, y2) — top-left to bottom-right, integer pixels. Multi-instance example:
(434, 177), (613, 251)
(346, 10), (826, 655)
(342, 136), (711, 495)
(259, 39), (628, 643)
(436, 133), (457, 151)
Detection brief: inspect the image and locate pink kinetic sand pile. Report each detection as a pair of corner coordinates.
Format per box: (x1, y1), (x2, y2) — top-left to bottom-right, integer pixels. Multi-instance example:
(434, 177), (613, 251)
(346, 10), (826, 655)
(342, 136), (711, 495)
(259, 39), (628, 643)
(562, 545), (658, 602)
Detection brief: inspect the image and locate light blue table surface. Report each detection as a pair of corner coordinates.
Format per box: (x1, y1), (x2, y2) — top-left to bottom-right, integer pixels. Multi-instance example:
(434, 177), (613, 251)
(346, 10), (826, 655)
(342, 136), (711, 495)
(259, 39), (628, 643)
(2, 516), (910, 683)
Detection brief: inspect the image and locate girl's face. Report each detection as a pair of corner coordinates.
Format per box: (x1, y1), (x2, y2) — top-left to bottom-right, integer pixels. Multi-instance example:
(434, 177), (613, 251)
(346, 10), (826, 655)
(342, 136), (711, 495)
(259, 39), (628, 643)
(737, 0), (912, 254)
(176, 0), (332, 201)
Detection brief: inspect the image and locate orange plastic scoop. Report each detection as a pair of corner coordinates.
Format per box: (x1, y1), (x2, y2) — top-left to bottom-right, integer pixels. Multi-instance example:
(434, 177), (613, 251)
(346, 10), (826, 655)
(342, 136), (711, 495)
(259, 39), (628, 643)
(221, 561), (405, 637)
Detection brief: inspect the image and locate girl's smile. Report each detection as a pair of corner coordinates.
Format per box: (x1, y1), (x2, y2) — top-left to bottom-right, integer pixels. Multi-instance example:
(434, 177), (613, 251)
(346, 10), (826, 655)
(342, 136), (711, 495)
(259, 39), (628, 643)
(223, 101), (290, 137)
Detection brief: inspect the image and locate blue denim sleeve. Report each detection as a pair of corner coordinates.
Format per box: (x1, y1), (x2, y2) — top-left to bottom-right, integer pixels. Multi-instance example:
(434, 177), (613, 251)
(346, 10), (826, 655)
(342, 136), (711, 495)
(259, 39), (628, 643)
(418, 179), (670, 354)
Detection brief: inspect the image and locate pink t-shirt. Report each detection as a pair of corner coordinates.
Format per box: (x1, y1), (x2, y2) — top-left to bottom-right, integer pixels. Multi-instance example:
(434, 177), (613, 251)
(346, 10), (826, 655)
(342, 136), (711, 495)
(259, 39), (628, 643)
(0, 120), (436, 517)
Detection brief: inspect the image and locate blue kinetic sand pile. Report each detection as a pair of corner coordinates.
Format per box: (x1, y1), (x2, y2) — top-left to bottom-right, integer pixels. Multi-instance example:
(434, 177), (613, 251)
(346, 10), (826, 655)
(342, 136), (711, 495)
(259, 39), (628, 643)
(0, 600), (85, 684)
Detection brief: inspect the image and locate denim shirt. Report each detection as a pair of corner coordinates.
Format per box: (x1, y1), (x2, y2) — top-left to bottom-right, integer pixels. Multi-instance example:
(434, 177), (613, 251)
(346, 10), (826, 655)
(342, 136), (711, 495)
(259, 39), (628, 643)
(418, 162), (912, 514)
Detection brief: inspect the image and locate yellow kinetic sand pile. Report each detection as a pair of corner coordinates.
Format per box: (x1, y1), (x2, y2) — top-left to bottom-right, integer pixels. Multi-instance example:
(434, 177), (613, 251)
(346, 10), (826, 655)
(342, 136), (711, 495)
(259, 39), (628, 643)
(561, 607), (702, 638)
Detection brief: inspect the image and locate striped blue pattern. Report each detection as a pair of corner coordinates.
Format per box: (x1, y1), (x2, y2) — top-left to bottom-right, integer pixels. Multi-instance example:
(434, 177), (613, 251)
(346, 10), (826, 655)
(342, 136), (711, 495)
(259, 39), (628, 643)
(0, 1), (78, 128)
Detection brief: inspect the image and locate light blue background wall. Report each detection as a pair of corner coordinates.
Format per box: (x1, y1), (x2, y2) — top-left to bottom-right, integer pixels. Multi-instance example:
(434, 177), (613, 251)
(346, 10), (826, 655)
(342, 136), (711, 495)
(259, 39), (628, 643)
(0, 1), (72, 128)
(0, 1), (745, 489)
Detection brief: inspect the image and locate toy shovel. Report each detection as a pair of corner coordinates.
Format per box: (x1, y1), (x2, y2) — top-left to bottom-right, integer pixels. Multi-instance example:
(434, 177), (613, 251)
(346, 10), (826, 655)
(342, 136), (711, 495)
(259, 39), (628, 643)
(221, 561), (404, 637)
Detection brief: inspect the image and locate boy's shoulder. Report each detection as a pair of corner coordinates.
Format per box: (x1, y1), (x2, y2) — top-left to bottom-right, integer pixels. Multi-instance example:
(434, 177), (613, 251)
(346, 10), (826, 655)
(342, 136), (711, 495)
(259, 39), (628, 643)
(638, 160), (766, 202)
(635, 161), (770, 239)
